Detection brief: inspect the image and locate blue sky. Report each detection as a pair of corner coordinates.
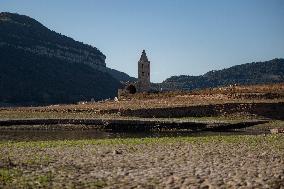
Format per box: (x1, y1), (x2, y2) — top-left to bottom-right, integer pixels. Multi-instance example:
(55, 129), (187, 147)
(1, 0), (284, 82)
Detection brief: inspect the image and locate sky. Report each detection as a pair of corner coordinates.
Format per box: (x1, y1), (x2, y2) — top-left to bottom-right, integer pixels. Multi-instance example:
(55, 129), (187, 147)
(0, 0), (284, 82)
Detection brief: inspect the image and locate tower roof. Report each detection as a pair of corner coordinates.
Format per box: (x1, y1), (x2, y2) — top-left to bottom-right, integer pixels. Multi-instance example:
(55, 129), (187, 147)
(139, 50), (149, 62)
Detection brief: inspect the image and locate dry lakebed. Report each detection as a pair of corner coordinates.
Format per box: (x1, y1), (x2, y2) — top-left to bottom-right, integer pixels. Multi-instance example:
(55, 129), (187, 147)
(0, 135), (283, 188)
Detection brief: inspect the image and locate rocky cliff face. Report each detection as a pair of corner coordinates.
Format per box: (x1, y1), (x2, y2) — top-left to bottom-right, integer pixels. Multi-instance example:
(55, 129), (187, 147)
(0, 12), (106, 68)
(0, 12), (136, 82)
(0, 12), (128, 106)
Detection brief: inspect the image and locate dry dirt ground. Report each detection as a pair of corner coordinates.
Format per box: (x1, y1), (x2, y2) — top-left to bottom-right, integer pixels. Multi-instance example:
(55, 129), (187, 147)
(0, 83), (283, 120)
(0, 135), (283, 189)
(0, 84), (284, 188)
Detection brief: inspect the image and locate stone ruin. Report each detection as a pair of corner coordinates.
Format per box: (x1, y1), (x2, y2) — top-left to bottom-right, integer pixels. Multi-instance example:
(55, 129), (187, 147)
(118, 50), (151, 98)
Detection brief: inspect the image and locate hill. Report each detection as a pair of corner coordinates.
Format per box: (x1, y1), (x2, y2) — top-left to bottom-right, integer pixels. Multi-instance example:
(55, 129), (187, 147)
(0, 12), (135, 82)
(160, 58), (284, 91)
(0, 12), (129, 106)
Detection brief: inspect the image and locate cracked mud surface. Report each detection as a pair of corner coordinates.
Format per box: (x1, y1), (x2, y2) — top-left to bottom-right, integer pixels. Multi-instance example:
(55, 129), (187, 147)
(0, 135), (283, 188)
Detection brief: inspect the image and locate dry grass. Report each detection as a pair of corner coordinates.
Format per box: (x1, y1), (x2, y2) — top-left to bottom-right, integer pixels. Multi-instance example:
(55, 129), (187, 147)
(0, 83), (283, 119)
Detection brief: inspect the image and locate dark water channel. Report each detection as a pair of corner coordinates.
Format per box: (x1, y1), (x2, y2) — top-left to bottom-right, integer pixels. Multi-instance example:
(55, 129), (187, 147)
(0, 128), (267, 142)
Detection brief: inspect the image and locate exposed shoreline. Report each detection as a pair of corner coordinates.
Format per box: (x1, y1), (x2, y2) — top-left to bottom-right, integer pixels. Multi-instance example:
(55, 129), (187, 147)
(1, 135), (283, 188)
(0, 118), (268, 132)
(0, 84), (284, 188)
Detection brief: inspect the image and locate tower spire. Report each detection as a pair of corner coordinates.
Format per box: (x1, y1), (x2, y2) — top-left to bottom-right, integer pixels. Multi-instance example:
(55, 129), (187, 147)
(139, 49), (149, 62)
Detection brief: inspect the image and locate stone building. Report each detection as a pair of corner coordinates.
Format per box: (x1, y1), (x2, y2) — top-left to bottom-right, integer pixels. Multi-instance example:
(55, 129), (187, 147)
(118, 50), (151, 97)
(137, 50), (150, 92)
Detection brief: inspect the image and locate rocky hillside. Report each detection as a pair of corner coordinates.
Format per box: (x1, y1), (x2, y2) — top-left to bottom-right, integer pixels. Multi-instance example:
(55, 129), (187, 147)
(0, 13), (106, 68)
(160, 58), (284, 91)
(0, 12), (131, 106)
(0, 12), (134, 82)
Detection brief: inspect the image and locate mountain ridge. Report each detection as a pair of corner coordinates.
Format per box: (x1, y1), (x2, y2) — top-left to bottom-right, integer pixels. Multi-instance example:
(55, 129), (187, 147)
(159, 58), (284, 91)
(1, 12), (283, 106)
(0, 12), (131, 106)
(0, 12), (135, 82)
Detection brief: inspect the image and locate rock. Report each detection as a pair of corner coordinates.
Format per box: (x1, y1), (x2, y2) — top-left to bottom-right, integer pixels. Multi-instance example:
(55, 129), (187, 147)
(113, 150), (122, 155)
(166, 176), (175, 185)
(270, 128), (284, 134)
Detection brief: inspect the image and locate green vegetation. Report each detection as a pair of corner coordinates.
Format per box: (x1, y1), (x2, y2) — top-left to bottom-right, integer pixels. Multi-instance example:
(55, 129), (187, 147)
(0, 168), (21, 184)
(0, 168), (54, 188)
(0, 110), (103, 120)
(0, 109), (259, 121)
(1, 135), (283, 188)
(0, 46), (121, 106)
(1, 134), (283, 149)
(162, 58), (284, 91)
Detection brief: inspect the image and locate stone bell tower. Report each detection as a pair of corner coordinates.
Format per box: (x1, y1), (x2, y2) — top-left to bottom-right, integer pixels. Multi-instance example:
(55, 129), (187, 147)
(137, 50), (150, 92)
